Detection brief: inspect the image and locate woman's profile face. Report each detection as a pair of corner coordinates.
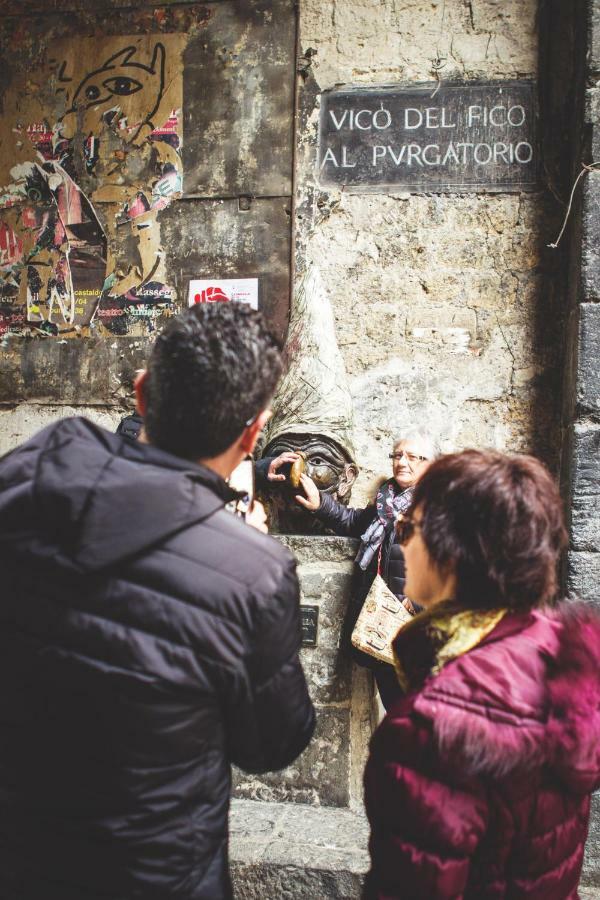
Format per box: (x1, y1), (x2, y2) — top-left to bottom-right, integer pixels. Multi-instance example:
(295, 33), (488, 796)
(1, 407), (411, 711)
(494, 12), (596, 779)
(402, 507), (456, 608)
(391, 438), (431, 490)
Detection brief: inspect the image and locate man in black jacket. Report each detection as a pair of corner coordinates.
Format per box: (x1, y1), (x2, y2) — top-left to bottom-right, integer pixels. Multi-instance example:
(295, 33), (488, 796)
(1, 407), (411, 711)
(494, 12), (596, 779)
(0, 302), (315, 900)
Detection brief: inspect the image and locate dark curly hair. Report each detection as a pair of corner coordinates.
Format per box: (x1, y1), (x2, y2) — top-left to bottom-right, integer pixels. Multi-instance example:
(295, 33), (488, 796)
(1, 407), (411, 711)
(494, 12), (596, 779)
(409, 450), (568, 610)
(143, 303), (282, 460)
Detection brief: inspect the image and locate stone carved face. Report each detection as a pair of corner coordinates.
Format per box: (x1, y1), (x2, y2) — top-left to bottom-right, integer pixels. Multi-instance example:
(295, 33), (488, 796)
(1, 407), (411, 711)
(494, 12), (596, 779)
(261, 433), (358, 534)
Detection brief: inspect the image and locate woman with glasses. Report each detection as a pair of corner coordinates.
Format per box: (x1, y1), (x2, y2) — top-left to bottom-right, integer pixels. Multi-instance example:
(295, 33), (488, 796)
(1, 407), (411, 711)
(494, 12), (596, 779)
(295, 428), (436, 708)
(363, 450), (600, 900)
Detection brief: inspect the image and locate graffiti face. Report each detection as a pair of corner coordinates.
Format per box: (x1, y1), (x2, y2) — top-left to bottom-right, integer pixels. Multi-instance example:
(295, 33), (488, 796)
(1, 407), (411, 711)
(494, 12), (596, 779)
(61, 43), (166, 143)
(0, 35), (182, 337)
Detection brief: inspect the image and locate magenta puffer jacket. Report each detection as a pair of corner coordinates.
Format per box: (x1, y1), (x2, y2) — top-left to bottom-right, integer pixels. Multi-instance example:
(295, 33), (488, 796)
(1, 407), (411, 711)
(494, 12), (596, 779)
(363, 603), (600, 899)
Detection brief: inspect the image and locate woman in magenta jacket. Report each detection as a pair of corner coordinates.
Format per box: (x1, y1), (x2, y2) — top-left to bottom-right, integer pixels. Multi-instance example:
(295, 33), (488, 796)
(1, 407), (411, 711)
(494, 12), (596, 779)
(363, 450), (600, 900)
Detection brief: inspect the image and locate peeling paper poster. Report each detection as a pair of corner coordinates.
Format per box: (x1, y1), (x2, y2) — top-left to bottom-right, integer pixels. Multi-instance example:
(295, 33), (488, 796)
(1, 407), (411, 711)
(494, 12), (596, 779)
(188, 279), (259, 310)
(0, 34), (184, 337)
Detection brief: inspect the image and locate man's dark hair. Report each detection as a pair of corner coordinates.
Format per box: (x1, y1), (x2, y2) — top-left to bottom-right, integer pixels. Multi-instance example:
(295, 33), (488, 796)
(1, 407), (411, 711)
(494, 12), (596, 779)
(410, 450), (568, 611)
(143, 303), (282, 459)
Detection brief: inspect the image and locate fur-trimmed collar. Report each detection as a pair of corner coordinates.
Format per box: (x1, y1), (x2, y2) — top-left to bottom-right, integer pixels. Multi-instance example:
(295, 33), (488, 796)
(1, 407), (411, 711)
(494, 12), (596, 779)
(393, 603), (600, 790)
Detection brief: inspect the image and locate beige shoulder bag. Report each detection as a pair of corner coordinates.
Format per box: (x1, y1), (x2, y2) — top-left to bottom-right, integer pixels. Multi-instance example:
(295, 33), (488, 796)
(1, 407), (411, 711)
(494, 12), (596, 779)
(351, 575), (413, 665)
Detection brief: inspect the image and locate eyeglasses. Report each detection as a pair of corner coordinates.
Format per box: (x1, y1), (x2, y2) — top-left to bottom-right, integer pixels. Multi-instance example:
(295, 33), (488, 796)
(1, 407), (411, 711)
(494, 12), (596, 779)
(388, 451), (428, 464)
(396, 513), (421, 544)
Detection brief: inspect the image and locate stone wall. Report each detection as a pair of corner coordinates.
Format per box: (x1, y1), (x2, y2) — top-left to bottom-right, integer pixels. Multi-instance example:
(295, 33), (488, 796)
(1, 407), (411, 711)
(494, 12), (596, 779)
(296, 0), (566, 506)
(230, 536), (373, 898)
(0, 0), (572, 508)
(233, 536), (374, 812)
(565, 0), (600, 890)
(566, 0), (600, 611)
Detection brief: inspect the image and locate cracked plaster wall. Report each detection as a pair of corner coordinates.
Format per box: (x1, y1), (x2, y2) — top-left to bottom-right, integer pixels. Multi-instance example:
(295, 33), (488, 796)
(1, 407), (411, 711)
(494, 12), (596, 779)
(297, 0), (565, 506)
(0, 0), (567, 506)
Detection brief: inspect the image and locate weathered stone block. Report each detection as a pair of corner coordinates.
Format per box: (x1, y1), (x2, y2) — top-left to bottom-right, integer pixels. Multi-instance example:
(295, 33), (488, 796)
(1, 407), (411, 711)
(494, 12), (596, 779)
(278, 535), (359, 563)
(299, 648), (352, 705)
(233, 708), (350, 807)
(589, 0), (600, 76)
(567, 550), (600, 603)
(230, 798), (369, 899)
(577, 305), (600, 414)
(298, 571), (353, 651)
(569, 425), (600, 553)
(581, 175), (600, 301)
(233, 534), (374, 810)
(581, 793), (600, 888)
(0, 405), (121, 457)
(0, 336), (150, 405)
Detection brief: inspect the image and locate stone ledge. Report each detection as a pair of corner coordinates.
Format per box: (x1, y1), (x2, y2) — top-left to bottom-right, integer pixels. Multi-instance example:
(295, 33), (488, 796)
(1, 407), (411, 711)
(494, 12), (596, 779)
(277, 534), (359, 562)
(230, 798), (369, 899)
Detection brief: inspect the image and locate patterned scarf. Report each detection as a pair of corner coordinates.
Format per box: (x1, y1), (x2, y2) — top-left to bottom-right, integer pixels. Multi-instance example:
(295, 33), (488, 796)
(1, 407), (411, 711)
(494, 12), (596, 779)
(392, 600), (508, 693)
(355, 479), (413, 572)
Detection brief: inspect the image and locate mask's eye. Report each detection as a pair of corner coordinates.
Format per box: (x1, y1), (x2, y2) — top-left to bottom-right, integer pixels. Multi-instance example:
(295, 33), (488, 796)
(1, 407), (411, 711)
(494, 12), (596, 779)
(102, 76), (142, 97)
(85, 84), (101, 101)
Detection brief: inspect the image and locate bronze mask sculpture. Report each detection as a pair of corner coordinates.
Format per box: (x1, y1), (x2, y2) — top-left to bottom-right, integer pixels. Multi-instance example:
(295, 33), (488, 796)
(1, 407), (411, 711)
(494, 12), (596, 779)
(259, 266), (358, 533)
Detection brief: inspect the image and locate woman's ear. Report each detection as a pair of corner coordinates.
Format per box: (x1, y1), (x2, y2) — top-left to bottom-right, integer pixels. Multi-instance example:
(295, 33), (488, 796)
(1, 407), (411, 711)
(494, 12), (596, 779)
(134, 370), (149, 417)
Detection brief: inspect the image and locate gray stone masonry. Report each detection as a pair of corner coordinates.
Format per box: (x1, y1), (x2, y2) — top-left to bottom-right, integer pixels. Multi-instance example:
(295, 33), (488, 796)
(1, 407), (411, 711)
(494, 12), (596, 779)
(230, 799), (369, 899)
(569, 7), (600, 605)
(231, 536), (373, 898)
(566, 0), (600, 891)
(233, 536), (374, 812)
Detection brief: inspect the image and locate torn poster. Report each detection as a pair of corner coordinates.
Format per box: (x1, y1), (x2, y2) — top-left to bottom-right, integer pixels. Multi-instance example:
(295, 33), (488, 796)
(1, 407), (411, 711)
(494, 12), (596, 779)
(0, 34), (184, 337)
(188, 278), (259, 310)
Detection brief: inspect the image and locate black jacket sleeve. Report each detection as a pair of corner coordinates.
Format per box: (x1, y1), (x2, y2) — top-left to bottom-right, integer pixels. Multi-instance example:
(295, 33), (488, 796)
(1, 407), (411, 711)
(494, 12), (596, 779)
(314, 492), (375, 538)
(225, 554), (315, 773)
(254, 456), (272, 490)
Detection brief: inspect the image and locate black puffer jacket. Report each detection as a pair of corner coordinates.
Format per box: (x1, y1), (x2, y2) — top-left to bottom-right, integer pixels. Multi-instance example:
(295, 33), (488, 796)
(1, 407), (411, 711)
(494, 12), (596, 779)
(0, 418), (315, 900)
(315, 492), (407, 597)
(315, 492), (408, 674)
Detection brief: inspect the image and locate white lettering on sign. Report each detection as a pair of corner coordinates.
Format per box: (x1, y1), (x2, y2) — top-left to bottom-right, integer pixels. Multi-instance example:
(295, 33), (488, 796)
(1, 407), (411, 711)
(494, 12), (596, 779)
(329, 110), (348, 130)
(467, 104), (527, 128)
(321, 147), (339, 168)
(367, 141), (533, 168)
(405, 108), (422, 130)
(422, 144), (441, 165)
(514, 141), (533, 163)
(320, 84), (536, 188)
(341, 146), (356, 167)
(373, 108), (392, 129)
(355, 109), (372, 130)
(329, 107), (393, 131)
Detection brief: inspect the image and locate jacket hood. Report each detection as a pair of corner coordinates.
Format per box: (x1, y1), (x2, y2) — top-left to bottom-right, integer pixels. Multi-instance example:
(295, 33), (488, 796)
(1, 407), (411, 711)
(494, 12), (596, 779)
(0, 417), (236, 573)
(403, 604), (600, 793)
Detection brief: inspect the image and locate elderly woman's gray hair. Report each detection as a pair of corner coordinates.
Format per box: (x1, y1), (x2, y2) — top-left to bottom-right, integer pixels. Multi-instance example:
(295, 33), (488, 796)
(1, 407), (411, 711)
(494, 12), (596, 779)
(392, 428), (440, 460)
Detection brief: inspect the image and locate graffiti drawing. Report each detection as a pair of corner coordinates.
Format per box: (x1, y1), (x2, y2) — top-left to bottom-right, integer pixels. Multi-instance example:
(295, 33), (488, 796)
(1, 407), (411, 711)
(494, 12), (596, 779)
(0, 35), (184, 337)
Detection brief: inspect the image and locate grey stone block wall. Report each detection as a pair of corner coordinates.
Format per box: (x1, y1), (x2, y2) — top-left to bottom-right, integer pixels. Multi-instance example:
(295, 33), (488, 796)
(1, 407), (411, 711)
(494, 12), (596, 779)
(230, 799), (369, 899)
(566, 2), (600, 607)
(232, 537), (375, 812)
(229, 537), (373, 898)
(565, 1), (600, 891)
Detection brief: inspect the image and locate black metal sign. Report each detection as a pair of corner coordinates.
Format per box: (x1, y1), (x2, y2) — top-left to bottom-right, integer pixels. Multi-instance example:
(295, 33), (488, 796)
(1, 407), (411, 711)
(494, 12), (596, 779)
(300, 605), (319, 647)
(319, 81), (537, 192)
